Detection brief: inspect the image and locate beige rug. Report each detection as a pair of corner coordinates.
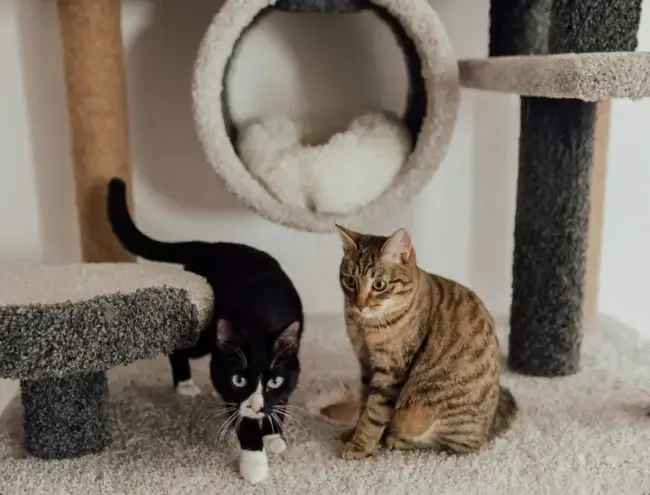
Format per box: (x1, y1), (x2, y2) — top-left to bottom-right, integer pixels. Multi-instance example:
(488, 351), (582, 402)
(1, 314), (649, 494)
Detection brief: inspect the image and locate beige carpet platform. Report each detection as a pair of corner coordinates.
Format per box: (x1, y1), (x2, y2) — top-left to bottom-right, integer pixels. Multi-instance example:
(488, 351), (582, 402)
(0, 314), (648, 494)
(459, 52), (650, 101)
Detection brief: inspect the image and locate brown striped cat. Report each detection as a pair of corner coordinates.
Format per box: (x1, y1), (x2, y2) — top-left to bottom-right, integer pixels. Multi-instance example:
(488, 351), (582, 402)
(321, 225), (518, 460)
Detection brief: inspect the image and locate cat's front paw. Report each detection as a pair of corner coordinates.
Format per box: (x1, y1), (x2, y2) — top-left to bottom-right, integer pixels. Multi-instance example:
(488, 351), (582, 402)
(341, 441), (373, 461)
(263, 434), (287, 454)
(176, 379), (201, 397)
(239, 450), (268, 484)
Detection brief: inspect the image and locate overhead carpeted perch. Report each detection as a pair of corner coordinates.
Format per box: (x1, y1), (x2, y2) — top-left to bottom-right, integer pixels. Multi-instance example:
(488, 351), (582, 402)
(459, 52), (650, 101)
(0, 263), (213, 459)
(488, 0), (644, 377)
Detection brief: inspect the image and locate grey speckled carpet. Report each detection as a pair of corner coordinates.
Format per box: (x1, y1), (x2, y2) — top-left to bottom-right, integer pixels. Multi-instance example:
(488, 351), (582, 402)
(1, 314), (649, 494)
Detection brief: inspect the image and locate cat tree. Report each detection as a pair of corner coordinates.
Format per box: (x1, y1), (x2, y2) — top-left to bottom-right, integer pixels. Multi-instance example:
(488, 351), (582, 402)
(0, 0), (648, 461)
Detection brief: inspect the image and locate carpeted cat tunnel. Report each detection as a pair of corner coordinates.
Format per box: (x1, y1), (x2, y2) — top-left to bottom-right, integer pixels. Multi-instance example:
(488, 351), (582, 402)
(192, 0), (461, 232)
(193, 0), (650, 377)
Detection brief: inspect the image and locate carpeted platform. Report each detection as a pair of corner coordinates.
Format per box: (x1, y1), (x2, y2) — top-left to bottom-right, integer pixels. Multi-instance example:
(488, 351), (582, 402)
(0, 314), (648, 494)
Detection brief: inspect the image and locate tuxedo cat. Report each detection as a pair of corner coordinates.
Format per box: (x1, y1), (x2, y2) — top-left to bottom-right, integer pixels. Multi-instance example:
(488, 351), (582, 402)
(107, 178), (304, 484)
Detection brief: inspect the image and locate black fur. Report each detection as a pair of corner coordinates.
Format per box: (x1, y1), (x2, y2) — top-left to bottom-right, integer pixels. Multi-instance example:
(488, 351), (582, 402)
(106, 178), (304, 451)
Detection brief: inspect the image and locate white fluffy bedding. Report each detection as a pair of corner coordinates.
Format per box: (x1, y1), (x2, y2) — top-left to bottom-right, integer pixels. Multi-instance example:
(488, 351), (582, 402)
(236, 112), (412, 214)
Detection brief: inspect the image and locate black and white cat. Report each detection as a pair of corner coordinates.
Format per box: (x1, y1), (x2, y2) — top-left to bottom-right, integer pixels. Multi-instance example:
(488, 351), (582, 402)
(107, 178), (304, 484)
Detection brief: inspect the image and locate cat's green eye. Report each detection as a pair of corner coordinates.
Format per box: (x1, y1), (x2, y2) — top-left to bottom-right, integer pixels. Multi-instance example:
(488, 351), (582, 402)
(372, 279), (387, 292)
(342, 276), (356, 289)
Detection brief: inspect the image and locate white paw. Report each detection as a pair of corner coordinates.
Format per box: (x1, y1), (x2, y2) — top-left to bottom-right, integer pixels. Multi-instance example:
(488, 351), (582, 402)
(239, 450), (268, 484)
(176, 379), (201, 397)
(263, 434), (287, 454)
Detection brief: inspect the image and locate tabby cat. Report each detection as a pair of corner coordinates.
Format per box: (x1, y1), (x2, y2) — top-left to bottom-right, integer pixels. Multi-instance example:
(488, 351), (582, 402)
(321, 225), (518, 460)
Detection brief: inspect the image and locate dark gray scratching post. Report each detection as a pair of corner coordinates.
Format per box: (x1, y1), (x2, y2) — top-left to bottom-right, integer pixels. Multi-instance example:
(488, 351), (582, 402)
(22, 372), (110, 459)
(489, 0), (643, 376)
(489, 0), (552, 57)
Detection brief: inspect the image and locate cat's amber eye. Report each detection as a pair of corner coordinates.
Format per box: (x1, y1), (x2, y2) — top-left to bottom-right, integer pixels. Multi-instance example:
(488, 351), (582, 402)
(372, 279), (387, 292)
(342, 276), (356, 289)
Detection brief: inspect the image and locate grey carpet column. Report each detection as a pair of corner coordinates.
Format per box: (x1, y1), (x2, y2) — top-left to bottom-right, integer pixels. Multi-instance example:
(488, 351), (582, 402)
(21, 371), (110, 459)
(489, 0), (642, 376)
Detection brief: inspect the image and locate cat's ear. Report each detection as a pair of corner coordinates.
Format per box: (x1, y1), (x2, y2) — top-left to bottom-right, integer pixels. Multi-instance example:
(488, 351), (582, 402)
(380, 228), (415, 264)
(334, 223), (359, 254)
(273, 321), (301, 352)
(215, 319), (236, 347)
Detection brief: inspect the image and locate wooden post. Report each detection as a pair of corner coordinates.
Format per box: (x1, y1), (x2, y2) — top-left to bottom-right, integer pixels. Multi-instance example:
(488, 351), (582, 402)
(57, 0), (135, 262)
(583, 100), (611, 329)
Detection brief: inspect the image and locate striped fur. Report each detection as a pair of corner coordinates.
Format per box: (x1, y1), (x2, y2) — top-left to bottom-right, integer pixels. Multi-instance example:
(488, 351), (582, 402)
(323, 226), (518, 460)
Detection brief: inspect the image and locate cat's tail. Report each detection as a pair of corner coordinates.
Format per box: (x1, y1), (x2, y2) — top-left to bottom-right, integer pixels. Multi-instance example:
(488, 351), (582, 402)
(106, 177), (191, 264)
(488, 385), (518, 440)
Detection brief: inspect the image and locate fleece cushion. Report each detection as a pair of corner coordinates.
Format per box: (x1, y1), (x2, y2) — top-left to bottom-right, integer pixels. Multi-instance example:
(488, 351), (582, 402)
(237, 112), (412, 214)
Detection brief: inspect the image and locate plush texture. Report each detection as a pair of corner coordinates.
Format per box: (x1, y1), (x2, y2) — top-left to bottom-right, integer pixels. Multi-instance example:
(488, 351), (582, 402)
(0, 314), (648, 493)
(0, 263), (213, 380)
(237, 112), (412, 214)
(459, 52), (650, 101)
(488, 0), (552, 56)
(489, 0), (643, 377)
(21, 372), (110, 459)
(192, 0), (460, 232)
(0, 262), (213, 459)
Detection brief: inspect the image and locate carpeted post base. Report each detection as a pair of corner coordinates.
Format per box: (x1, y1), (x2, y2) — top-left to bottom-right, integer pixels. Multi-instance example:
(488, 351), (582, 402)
(490, 0), (643, 377)
(21, 372), (110, 459)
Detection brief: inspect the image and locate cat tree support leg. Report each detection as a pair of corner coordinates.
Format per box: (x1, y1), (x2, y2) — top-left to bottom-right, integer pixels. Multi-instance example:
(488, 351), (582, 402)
(21, 372), (110, 459)
(57, 0), (135, 262)
(490, 0), (642, 376)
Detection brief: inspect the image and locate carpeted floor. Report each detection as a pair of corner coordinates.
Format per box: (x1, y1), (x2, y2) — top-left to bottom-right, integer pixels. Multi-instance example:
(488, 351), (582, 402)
(0, 314), (648, 494)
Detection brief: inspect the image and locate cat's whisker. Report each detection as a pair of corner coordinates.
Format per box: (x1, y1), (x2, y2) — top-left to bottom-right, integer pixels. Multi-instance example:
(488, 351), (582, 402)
(205, 407), (236, 423)
(281, 404), (310, 416)
(217, 411), (240, 441)
(278, 409), (307, 432)
(206, 403), (236, 416)
(234, 415), (243, 436)
(223, 342), (248, 368)
(270, 342), (292, 369)
(271, 411), (291, 442)
(215, 412), (236, 438)
(200, 410), (226, 428)
(282, 415), (306, 436)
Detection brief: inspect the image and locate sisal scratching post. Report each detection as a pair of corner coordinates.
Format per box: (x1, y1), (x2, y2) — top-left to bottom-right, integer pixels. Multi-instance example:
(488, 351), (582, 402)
(490, 0), (642, 377)
(57, 0), (135, 262)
